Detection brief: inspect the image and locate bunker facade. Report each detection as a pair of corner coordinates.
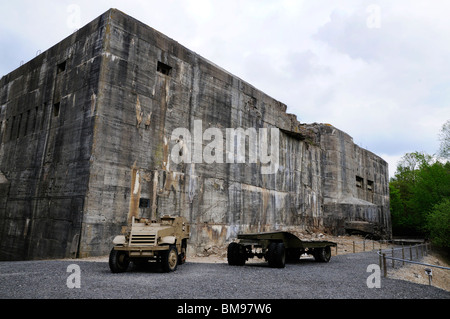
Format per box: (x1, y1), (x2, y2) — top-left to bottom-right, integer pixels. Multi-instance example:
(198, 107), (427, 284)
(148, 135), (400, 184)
(0, 9), (391, 260)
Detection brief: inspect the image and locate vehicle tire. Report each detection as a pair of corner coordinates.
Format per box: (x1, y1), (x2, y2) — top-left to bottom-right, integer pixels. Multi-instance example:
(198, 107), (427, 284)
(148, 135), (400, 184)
(227, 242), (246, 266)
(109, 248), (130, 273)
(162, 245), (178, 272)
(267, 242), (286, 268)
(314, 246), (331, 262)
(178, 241), (187, 265)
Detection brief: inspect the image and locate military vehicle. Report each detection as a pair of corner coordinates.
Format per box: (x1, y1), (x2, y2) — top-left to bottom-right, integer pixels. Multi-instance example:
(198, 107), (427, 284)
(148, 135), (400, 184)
(109, 215), (190, 273)
(228, 231), (337, 268)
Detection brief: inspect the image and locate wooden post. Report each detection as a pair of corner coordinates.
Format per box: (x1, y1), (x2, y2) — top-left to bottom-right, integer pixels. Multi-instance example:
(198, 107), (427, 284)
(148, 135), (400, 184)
(410, 246), (413, 261)
(363, 240), (365, 252)
(353, 241), (355, 254)
(383, 254), (387, 277)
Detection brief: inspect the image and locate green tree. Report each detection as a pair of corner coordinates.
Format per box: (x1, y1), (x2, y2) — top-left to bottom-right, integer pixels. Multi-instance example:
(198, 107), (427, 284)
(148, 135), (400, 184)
(389, 183), (405, 230)
(390, 123), (450, 243)
(426, 198), (450, 248)
(409, 161), (450, 229)
(389, 152), (435, 235)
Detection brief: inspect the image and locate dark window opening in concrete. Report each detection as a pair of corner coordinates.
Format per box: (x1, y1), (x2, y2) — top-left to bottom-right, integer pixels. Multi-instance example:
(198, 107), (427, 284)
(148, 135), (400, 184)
(157, 61), (172, 76)
(356, 176), (364, 188)
(139, 198), (150, 208)
(367, 180), (374, 192)
(53, 102), (60, 117)
(57, 61), (66, 74)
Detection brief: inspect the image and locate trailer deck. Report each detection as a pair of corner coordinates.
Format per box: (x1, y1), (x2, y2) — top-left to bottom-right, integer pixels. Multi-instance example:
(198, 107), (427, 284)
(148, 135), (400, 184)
(228, 231), (337, 268)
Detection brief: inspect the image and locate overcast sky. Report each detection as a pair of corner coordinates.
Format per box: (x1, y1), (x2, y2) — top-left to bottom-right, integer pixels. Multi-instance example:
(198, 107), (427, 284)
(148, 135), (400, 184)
(1, 0), (449, 177)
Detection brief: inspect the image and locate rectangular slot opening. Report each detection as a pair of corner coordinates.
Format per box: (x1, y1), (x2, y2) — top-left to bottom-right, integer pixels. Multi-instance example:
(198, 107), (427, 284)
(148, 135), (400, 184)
(53, 102), (60, 117)
(157, 61), (172, 76)
(367, 180), (374, 192)
(57, 61), (66, 74)
(356, 176), (364, 189)
(139, 198), (150, 208)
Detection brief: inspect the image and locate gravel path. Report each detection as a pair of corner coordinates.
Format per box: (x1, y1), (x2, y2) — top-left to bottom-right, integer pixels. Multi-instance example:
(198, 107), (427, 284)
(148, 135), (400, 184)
(1, 251), (449, 300)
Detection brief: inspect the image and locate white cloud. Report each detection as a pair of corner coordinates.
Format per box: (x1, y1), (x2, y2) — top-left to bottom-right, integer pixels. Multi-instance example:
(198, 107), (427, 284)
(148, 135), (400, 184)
(184, 0), (213, 22)
(1, 0), (448, 165)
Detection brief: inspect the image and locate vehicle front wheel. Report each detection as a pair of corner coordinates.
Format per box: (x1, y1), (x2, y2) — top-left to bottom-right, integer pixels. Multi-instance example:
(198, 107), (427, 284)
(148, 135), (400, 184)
(162, 245), (178, 272)
(109, 248), (130, 273)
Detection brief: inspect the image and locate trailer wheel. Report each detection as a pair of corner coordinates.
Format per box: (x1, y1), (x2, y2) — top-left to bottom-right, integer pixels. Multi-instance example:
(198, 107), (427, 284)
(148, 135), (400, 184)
(267, 242), (286, 268)
(109, 248), (130, 273)
(314, 246), (331, 262)
(227, 242), (246, 266)
(162, 245), (178, 272)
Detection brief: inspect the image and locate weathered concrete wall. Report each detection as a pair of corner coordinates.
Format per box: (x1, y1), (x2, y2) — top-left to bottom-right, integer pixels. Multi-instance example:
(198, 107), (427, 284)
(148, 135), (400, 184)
(0, 13), (107, 260)
(0, 9), (391, 260)
(80, 9), (328, 256)
(318, 124), (391, 237)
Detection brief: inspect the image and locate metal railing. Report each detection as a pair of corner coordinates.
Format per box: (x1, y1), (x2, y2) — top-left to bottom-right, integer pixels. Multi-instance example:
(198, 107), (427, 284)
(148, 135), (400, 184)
(376, 243), (450, 286)
(334, 239), (449, 287)
(351, 239), (392, 253)
(335, 238), (395, 254)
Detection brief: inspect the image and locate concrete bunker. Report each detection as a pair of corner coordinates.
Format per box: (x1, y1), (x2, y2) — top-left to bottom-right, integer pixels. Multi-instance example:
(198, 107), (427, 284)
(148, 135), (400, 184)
(0, 9), (391, 260)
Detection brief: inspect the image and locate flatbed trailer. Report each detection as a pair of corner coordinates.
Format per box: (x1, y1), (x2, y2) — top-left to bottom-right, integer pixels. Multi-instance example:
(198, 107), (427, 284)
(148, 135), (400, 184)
(227, 231), (337, 268)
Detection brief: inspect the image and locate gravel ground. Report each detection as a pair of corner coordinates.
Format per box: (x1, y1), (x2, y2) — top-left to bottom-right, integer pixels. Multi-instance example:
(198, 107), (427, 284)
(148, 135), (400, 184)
(0, 251), (449, 300)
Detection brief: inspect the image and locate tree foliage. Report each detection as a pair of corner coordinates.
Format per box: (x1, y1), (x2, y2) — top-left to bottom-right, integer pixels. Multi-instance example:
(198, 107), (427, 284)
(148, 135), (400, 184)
(389, 151), (450, 247)
(426, 198), (450, 248)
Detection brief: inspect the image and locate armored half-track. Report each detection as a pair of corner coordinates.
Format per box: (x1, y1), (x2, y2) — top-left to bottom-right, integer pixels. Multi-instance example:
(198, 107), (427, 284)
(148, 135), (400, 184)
(109, 215), (190, 273)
